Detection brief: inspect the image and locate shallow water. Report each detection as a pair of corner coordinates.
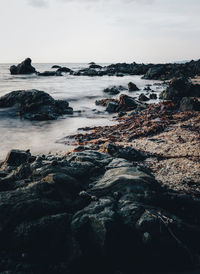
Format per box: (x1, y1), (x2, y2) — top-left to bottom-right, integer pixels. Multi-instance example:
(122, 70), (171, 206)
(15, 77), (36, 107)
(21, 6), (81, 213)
(0, 63), (163, 159)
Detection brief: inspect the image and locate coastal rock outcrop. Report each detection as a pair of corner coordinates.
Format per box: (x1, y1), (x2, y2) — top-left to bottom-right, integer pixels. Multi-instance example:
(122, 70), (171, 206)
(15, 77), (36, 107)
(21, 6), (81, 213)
(160, 78), (200, 110)
(1, 147), (200, 273)
(10, 58), (36, 75)
(0, 89), (73, 120)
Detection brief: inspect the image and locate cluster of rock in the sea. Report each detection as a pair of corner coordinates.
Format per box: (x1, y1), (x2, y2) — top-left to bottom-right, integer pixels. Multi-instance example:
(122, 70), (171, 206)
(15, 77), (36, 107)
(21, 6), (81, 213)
(9, 58), (200, 80)
(0, 89), (73, 120)
(0, 145), (200, 273)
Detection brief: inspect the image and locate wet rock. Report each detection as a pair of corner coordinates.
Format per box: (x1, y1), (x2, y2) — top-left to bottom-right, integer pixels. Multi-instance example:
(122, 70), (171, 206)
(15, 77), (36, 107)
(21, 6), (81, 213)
(103, 85), (125, 95)
(179, 97), (200, 111)
(0, 89), (73, 120)
(1, 147), (200, 273)
(5, 149), (30, 166)
(89, 165), (156, 197)
(38, 71), (62, 76)
(57, 67), (72, 73)
(44, 172), (80, 193)
(72, 198), (116, 255)
(106, 101), (119, 113)
(13, 213), (72, 261)
(119, 94), (138, 110)
(103, 143), (146, 161)
(51, 65), (61, 69)
(139, 93), (150, 102)
(128, 82), (139, 92)
(160, 78), (192, 102)
(10, 58), (36, 75)
(143, 66), (165, 80)
(149, 93), (157, 100)
(160, 78), (200, 109)
(89, 64), (102, 69)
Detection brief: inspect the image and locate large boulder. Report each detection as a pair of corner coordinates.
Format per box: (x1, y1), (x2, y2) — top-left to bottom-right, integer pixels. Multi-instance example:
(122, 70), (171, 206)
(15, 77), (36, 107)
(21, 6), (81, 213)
(128, 82), (139, 91)
(179, 97), (200, 111)
(0, 89), (73, 120)
(160, 78), (200, 108)
(10, 58), (36, 75)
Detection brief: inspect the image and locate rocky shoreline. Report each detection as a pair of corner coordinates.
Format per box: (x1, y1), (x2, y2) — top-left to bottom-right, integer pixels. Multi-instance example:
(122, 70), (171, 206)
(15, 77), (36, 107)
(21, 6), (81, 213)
(0, 59), (199, 273)
(0, 140), (200, 274)
(9, 58), (200, 81)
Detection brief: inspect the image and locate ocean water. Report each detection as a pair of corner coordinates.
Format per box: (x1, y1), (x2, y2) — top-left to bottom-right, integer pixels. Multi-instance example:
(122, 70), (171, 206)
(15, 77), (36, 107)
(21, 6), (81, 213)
(0, 63), (163, 160)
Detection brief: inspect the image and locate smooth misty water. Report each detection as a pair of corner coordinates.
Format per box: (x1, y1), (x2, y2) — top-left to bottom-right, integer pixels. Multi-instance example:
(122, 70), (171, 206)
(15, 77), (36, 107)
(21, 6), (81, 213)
(0, 63), (163, 160)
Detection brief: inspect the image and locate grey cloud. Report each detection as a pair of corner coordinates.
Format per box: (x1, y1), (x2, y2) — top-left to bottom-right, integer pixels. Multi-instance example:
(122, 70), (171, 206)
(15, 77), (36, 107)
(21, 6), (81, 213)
(27, 0), (155, 7)
(27, 0), (49, 8)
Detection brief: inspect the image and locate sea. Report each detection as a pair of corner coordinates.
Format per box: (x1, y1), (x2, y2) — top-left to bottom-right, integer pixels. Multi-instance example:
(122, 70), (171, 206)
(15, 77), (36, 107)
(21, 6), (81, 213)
(0, 63), (163, 160)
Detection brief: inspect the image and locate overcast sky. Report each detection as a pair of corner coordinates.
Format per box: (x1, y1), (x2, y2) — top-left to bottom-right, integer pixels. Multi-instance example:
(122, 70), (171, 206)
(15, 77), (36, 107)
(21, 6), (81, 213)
(0, 0), (199, 63)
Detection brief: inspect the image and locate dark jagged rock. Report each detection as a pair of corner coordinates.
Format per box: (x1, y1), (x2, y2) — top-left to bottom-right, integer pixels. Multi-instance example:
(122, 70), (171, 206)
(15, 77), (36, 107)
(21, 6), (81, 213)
(106, 101), (119, 113)
(69, 59), (200, 79)
(89, 64), (102, 69)
(5, 149), (31, 166)
(160, 78), (200, 107)
(0, 89), (73, 120)
(57, 67), (72, 73)
(103, 85), (125, 95)
(38, 71), (62, 76)
(51, 65), (61, 69)
(143, 66), (165, 80)
(103, 143), (146, 161)
(128, 82), (139, 91)
(179, 97), (200, 111)
(119, 94), (139, 110)
(139, 93), (150, 102)
(97, 94), (143, 113)
(10, 58), (36, 75)
(143, 59), (200, 80)
(1, 148), (200, 273)
(149, 93), (157, 100)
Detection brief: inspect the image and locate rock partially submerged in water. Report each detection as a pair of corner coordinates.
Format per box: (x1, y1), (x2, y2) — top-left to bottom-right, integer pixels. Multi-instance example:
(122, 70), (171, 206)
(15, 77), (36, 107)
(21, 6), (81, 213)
(103, 85), (126, 95)
(51, 65), (61, 69)
(128, 82), (139, 91)
(0, 89), (73, 120)
(96, 94), (144, 113)
(10, 58), (36, 75)
(1, 148), (200, 273)
(38, 70), (62, 76)
(57, 67), (72, 73)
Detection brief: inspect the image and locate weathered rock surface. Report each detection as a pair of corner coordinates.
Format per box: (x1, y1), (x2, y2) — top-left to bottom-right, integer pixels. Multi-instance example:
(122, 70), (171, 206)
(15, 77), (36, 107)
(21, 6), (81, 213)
(96, 94), (144, 113)
(160, 78), (200, 110)
(128, 82), (139, 92)
(1, 147), (200, 273)
(103, 85), (125, 95)
(139, 93), (150, 102)
(10, 58), (36, 75)
(179, 97), (200, 111)
(57, 67), (72, 73)
(70, 59), (200, 79)
(0, 89), (73, 120)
